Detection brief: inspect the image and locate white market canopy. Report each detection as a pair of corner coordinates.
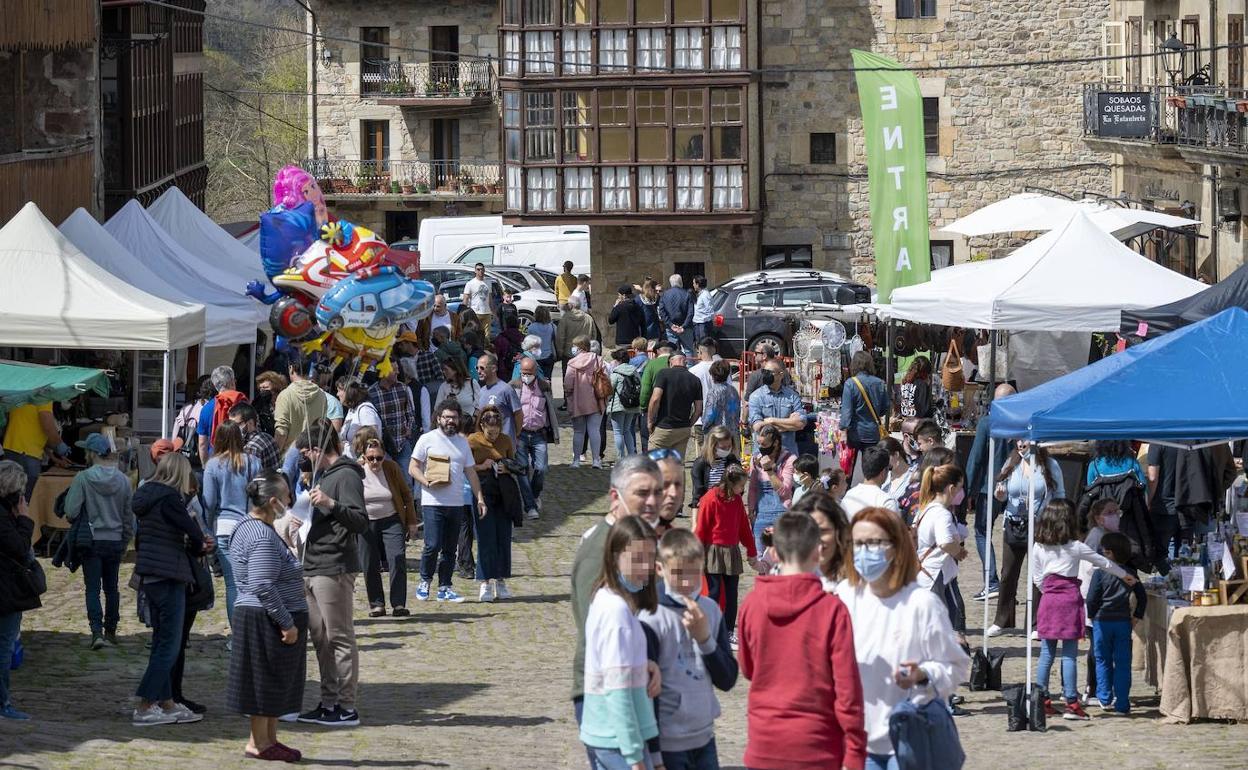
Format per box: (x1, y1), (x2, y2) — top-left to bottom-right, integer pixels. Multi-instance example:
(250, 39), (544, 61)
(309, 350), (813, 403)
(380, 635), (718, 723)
(890, 211), (1208, 331)
(148, 187), (266, 289)
(104, 200), (268, 340)
(943, 193), (1200, 239)
(0, 203), (205, 350)
(60, 209), (264, 347)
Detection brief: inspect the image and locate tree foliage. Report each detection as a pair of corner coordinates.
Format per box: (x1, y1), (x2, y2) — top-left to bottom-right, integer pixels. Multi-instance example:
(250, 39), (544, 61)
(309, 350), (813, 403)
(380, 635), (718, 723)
(204, 5), (307, 222)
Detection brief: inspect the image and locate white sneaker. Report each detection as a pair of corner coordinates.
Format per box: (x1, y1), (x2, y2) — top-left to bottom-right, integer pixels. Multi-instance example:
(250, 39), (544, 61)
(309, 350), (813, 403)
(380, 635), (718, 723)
(1030, 630), (1040, 641)
(525, 508), (540, 520)
(495, 580), (513, 600)
(165, 703), (203, 724)
(570, 460), (581, 469)
(478, 581), (495, 603)
(278, 712), (300, 723)
(132, 705), (177, 727)
(535, 496), (543, 511)
(985, 624), (1005, 638)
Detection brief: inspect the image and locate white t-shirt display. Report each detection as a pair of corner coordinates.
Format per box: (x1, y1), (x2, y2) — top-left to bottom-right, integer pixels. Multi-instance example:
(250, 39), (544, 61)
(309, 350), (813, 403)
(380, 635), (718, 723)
(914, 501), (958, 589)
(412, 429), (473, 507)
(841, 482), (900, 520)
(464, 277), (492, 314)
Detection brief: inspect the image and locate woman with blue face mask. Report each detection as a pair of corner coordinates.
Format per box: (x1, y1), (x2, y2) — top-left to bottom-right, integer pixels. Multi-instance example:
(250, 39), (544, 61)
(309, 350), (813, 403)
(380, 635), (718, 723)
(835, 507), (971, 770)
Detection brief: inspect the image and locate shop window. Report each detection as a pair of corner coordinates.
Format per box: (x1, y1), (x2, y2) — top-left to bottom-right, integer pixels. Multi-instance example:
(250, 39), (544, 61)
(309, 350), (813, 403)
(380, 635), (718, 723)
(602, 167), (632, 210)
(674, 28), (704, 69)
(810, 132), (836, 164)
(922, 97), (939, 155)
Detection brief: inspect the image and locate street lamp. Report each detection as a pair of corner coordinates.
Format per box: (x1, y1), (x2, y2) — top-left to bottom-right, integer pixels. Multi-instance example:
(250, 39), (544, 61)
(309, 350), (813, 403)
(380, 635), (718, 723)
(1161, 34), (1186, 87)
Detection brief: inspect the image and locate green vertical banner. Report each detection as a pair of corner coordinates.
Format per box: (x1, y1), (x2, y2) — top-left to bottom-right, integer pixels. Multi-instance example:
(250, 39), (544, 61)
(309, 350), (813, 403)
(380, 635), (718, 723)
(852, 50), (931, 303)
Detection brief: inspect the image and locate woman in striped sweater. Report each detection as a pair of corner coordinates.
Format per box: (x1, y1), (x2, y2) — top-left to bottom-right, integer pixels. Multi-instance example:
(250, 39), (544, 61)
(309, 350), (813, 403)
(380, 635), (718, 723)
(580, 515), (660, 770)
(226, 470), (309, 763)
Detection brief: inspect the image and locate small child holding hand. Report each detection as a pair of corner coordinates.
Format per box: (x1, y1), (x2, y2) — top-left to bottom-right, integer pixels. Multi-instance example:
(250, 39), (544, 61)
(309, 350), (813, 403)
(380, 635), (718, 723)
(1086, 531), (1147, 715)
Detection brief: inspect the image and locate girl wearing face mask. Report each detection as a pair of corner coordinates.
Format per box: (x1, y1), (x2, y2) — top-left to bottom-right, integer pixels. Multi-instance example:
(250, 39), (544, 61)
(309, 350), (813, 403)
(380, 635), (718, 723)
(988, 441), (1065, 637)
(690, 426), (739, 518)
(694, 466), (755, 642)
(748, 425), (796, 555)
(836, 506), (970, 770)
(580, 516), (660, 770)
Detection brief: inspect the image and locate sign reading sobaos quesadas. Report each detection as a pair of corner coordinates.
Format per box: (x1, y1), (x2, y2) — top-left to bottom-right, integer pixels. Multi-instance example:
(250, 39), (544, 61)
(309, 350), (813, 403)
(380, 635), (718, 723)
(1096, 91), (1152, 138)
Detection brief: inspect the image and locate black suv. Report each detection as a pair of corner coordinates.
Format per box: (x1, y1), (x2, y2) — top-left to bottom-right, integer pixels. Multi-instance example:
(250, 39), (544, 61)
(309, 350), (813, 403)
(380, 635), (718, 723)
(705, 270), (873, 357)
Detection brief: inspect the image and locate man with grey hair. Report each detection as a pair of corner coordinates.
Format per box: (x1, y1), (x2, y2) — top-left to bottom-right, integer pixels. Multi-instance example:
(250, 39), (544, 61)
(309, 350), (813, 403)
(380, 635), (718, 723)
(554, 294), (598, 364)
(659, 273), (694, 356)
(570, 454), (663, 767)
(197, 365), (248, 465)
(475, 352), (523, 440)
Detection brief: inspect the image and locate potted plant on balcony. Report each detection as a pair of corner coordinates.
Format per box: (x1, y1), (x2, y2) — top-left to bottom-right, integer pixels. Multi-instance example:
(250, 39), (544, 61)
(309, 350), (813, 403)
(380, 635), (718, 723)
(390, 180), (402, 195)
(459, 171), (478, 194)
(486, 180), (502, 195)
(415, 180), (430, 194)
(354, 172), (373, 193)
(401, 180), (415, 194)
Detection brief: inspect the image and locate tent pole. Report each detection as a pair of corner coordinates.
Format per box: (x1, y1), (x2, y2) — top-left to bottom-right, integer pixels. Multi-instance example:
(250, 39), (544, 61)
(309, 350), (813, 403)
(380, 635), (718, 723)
(249, 342), (257, 400)
(983, 438), (994, 654)
(161, 349), (171, 440)
(1025, 452), (1036, 705)
(886, 322), (895, 399)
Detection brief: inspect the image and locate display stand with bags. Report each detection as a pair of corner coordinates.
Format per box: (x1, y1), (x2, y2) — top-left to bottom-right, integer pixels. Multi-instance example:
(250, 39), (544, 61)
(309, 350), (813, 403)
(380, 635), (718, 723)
(969, 648), (1005, 691)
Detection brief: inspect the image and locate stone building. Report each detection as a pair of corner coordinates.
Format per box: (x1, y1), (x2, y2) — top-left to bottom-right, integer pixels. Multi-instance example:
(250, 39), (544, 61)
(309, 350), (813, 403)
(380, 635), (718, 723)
(1083, 1), (1248, 281)
(498, 0), (1115, 325)
(300, 0), (504, 243)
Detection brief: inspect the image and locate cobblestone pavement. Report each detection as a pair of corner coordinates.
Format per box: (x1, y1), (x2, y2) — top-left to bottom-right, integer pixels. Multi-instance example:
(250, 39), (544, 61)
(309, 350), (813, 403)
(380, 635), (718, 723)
(2, 430), (1246, 769)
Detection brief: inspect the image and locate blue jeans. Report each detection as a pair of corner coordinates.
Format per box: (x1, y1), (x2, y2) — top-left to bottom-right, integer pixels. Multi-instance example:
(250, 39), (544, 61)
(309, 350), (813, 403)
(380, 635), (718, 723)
(0, 611), (22, 708)
(1093, 619), (1133, 712)
(215, 534), (237, 627)
(515, 429), (548, 511)
(591, 746), (655, 770)
(973, 493), (999, 590)
(663, 737), (720, 770)
(421, 505), (462, 587)
(753, 495), (786, 555)
(610, 412), (638, 458)
(866, 753), (900, 770)
(394, 438), (416, 495)
(82, 539), (124, 635)
(5, 451), (41, 501)
(573, 697), (597, 770)
(666, 327), (693, 357)
(136, 579), (187, 702)
(1037, 638), (1079, 702)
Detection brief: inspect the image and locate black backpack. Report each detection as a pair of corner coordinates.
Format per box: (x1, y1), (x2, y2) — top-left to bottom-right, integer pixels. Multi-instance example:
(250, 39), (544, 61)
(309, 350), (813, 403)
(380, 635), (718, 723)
(1077, 473), (1157, 572)
(176, 408), (201, 469)
(617, 370), (642, 409)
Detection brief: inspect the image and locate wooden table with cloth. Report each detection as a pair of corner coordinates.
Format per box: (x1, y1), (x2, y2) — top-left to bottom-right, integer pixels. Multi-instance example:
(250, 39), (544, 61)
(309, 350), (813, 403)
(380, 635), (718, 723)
(1132, 589), (1172, 689)
(1158, 604), (1248, 722)
(27, 467), (78, 546)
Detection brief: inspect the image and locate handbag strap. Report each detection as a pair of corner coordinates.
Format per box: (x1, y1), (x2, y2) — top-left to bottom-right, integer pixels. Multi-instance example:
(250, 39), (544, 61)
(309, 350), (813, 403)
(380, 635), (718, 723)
(851, 377), (884, 429)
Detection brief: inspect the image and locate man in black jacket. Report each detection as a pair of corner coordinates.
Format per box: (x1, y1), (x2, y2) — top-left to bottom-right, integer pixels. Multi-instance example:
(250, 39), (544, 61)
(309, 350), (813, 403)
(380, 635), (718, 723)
(295, 419), (368, 728)
(608, 284), (646, 346)
(658, 274), (694, 356)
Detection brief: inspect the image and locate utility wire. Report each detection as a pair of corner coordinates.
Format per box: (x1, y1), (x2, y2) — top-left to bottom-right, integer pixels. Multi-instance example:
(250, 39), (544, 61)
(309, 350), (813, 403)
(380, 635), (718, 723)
(152, 0), (1246, 76)
(205, 83), (308, 133)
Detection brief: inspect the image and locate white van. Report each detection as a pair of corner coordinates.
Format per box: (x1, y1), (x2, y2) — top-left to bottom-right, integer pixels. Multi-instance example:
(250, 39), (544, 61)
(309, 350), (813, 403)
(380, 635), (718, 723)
(450, 231), (591, 275)
(417, 215), (589, 265)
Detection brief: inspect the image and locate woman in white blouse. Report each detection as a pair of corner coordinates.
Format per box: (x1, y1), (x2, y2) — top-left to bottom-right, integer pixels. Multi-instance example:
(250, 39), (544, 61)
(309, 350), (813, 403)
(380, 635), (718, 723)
(838, 506), (970, 770)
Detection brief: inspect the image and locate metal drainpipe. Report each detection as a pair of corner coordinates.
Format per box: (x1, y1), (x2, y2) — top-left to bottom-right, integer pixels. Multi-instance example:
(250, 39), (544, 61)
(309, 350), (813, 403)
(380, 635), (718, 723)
(292, 0), (318, 160)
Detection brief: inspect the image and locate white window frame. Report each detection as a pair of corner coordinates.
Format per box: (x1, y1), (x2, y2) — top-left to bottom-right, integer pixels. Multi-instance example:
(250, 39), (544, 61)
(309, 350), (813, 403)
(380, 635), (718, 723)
(599, 29), (629, 73)
(562, 29), (592, 75)
(525, 31), (556, 74)
(1102, 21), (1126, 84)
(674, 27), (704, 70)
(710, 26), (741, 70)
(601, 166), (632, 210)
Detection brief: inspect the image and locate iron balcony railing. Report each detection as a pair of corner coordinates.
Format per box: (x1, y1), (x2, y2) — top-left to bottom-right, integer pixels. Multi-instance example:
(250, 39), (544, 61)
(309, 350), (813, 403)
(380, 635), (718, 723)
(1083, 82), (1248, 153)
(300, 158), (502, 195)
(360, 59), (496, 99)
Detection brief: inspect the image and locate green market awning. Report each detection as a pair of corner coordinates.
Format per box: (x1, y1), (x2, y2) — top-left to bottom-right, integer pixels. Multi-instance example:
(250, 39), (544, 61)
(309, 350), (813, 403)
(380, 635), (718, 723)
(0, 363), (110, 428)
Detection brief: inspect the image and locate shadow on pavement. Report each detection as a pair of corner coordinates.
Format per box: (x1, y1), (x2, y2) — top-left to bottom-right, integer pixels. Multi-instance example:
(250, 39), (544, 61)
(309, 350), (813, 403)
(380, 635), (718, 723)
(407, 712), (555, 728)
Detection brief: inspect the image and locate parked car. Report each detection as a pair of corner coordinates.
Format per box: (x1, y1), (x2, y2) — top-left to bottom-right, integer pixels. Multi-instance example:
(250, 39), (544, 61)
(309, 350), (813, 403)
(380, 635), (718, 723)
(417, 215), (588, 265)
(704, 270), (872, 358)
(420, 262), (560, 332)
(316, 269), (436, 332)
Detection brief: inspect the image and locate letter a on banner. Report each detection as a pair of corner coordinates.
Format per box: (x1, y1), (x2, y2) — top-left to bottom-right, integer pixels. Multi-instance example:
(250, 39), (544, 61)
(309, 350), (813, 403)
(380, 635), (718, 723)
(852, 50), (931, 303)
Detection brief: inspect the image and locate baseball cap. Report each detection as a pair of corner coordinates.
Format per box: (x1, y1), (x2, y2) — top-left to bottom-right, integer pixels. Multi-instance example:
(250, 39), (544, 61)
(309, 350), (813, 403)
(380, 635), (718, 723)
(75, 433), (114, 456)
(149, 437), (184, 462)
(617, 284), (633, 296)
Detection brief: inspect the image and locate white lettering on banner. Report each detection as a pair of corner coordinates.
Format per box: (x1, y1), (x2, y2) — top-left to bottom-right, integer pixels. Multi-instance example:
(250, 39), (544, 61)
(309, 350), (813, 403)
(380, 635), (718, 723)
(887, 165), (905, 188)
(895, 247), (912, 271)
(880, 85), (898, 110)
(892, 207), (908, 231)
(882, 125), (903, 151)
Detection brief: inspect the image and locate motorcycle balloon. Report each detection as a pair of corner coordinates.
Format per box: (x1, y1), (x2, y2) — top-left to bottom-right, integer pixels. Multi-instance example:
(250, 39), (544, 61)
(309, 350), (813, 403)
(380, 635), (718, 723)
(270, 295), (321, 343)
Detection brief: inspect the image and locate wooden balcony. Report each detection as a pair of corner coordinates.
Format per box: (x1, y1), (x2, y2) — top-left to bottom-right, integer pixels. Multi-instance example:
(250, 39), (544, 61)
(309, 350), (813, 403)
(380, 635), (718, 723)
(0, 143), (95, 223)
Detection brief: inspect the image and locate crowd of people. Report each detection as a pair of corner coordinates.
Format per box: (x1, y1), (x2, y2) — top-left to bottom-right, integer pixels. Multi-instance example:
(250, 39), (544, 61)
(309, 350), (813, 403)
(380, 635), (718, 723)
(0, 268), (1231, 768)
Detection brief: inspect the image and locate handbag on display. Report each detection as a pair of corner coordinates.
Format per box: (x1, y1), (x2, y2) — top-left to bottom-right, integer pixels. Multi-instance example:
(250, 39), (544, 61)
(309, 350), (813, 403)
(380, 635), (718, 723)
(941, 338), (965, 392)
(976, 334), (1009, 382)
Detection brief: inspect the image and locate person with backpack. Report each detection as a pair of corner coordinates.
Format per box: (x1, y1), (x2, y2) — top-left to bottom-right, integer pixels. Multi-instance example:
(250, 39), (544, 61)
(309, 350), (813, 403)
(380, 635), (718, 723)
(63, 433), (134, 650)
(837, 505), (970, 770)
(197, 366), (249, 466)
(605, 348), (642, 459)
(563, 335), (607, 469)
(1078, 441), (1160, 574)
(173, 377), (213, 473)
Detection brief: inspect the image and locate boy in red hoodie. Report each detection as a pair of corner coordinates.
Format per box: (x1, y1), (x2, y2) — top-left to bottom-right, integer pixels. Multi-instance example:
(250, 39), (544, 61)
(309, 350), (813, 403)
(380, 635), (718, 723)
(738, 511), (866, 770)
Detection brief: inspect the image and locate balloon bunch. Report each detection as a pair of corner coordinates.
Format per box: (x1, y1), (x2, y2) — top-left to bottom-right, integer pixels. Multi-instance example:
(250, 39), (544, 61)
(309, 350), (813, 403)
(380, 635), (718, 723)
(248, 165), (432, 374)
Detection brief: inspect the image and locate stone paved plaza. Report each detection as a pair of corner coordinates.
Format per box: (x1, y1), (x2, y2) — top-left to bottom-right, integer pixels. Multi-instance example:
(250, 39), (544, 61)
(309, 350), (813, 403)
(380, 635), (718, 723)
(1, 429), (1246, 769)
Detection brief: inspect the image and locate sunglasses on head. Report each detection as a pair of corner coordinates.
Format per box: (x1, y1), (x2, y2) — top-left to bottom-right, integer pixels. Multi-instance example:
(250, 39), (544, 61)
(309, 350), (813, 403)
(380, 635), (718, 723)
(365, 455), (384, 464)
(648, 448), (683, 462)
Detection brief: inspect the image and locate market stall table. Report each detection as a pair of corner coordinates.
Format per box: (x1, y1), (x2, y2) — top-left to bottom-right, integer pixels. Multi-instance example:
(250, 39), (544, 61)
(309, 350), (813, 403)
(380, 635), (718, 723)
(27, 467), (77, 545)
(1159, 604), (1248, 722)
(1132, 588), (1173, 689)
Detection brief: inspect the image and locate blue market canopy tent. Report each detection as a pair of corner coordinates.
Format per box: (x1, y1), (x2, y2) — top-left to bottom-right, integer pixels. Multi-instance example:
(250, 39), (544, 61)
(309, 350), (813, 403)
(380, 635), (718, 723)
(1121, 263), (1248, 340)
(992, 307), (1248, 444)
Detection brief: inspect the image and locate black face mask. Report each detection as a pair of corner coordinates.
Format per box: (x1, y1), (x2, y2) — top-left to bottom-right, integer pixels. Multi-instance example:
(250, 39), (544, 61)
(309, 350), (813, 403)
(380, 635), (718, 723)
(298, 455), (314, 473)
(758, 370), (775, 387)
(759, 442), (776, 455)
